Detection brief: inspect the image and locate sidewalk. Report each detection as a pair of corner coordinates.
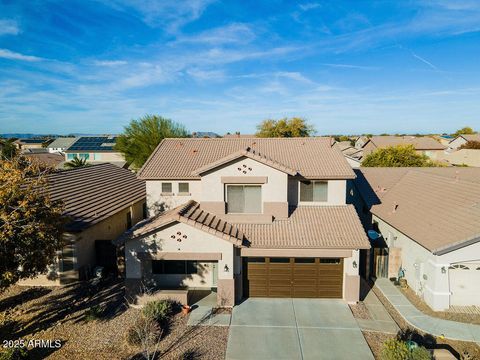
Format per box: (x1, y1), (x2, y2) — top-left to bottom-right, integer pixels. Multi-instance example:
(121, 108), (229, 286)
(375, 278), (480, 343)
(356, 289), (400, 334)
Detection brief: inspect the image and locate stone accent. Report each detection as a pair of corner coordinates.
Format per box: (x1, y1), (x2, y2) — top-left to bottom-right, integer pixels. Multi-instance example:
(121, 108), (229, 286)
(217, 278), (235, 307)
(344, 274), (360, 303)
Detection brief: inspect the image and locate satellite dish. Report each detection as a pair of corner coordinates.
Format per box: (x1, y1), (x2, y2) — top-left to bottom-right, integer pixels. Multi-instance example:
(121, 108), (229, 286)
(368, 230), (380, 240)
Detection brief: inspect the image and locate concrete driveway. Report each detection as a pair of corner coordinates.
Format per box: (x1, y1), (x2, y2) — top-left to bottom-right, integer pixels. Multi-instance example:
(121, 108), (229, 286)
(226, 298), (373, 360)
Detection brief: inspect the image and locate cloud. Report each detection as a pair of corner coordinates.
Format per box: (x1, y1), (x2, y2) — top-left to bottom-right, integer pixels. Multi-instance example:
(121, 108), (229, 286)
(321, 63), (378, 70)
(0, 19), (19, 36)
(173, 23), (255, 45)
(410, 52), (438, 70)
(299, 3), (321, 11)
(94, 60), (127, 66)
(0, 49), (43, 62)
(275, 71), (314, 84)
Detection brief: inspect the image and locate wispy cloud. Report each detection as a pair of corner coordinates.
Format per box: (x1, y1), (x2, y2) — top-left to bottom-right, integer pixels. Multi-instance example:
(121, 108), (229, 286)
(94, 60), (127, 66)
(410, 52), (438, 70)
(0, 19), (19, 36)
(173, 23), (255, 45)
(0, 49), (42, 62)
(299, 3), (321, 11)
(321, 63), (378, 70)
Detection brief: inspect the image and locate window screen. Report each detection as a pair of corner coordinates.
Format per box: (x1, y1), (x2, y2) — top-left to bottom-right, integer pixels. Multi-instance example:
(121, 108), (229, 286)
(152, 260), (198, 274)
(300, 181), (328, 202)
(227, 185), (261, 213)
(179, 182), (189, 193)
(162, 182), (172, 193)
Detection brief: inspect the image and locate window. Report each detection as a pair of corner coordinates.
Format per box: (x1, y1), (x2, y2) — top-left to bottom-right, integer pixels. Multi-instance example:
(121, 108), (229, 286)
(270, 258), (290, 263)
(179, 182), (189, 194)
(126, 211), (132, 229)
(295, 258), (315, 263)
(151, 260), (198, 275)
(320, 258), (341, 264)
(78, 153), (90, 160)
(142, 203), (148, 219)
(300, 181), (328, 202)
(67, 153), (76, 160)
(226, 185), (261, 213)
(162, 182), (172, 193)
(247, 257), (265, 263)
(449, 264), (469, 270)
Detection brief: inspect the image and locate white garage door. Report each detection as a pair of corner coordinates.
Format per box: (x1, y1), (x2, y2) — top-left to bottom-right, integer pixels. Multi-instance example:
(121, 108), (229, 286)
(449, 263), (480, 306)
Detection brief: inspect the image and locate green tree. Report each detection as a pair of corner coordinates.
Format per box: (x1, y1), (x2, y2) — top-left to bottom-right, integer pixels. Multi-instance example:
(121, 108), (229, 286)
(256, 117), (315, 137)
(64, 156), (89, 169)
(362, 145), (439, 167)
(0, 157), (64, 288)
(1, 139), (18, 160)
(453, 126), (475, 137)
(459, 140), (480, 149)
(116, 115), (189, 169)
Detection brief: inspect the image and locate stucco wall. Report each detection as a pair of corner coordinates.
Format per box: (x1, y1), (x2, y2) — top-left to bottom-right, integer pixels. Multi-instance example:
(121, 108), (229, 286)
(448, 137), (467, 150)
(289, 179), (346, 206)
(146, 180), (201, 214)
(125, 221), (235, 286)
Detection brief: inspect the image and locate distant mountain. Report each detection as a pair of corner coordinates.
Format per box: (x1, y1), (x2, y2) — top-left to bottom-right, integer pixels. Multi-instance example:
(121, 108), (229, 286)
(0, 133), (106, 139)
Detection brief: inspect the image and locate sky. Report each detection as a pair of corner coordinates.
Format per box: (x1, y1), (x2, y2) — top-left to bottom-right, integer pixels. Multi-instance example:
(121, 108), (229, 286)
(0, 0), (479, 135)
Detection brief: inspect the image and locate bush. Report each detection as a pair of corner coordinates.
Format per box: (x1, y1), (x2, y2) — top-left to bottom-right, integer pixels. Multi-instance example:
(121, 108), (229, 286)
(142, 300), (173, 323)
(381, 339), (432, 360)
(125, 315), (162, 347)
(382, 338), (409, 360)
(84, 305), (104, 321)
(0, 347), (28, 360)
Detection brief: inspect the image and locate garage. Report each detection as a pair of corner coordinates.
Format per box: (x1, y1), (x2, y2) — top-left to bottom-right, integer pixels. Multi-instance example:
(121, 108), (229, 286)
(245, 257), (343, 298)
(449, 263), (480, 306)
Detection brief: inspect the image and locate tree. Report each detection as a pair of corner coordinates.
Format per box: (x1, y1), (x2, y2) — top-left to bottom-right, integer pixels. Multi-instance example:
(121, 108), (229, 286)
(64, 156), (89, 169)
(459, 140), (480, 149)
(453, 126), (475, 137)
(1, 139), (18, 160)
(116, 115), (189, 169)
(0, 157), (64, 288)
(255, 117), (315, 137)
(362, 145), (438, 167)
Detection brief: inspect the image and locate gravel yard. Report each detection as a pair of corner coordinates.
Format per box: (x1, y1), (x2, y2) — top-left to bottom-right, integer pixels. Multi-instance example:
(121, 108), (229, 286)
(0, 280), (228, 359)
(349, 302), (372, 320)
(399, 285), (480, 325)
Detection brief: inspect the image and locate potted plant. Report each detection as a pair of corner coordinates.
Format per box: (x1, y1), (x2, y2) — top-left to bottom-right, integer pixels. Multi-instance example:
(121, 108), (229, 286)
(181, 305), (191, 315)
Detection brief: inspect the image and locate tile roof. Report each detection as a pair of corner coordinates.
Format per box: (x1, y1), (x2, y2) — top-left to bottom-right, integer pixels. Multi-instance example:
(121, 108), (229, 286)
(120, 201), (369, 250)
(15, 138), (46, 144)
(24, 152), (65, 167)
(46, 163), (146, 232)
(47, 137), (77, 149)
(354, 167), (480, 254)
(119, 200), (246, 246)
(366, 136), (446, 150)
(138, 137), (354, 180)
(458, 134), (480, 142)
(236, 205), (369, 249)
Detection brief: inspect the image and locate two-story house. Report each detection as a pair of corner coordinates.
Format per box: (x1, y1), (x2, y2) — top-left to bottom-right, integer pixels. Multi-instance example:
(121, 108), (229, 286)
(120, 138), (369, 307)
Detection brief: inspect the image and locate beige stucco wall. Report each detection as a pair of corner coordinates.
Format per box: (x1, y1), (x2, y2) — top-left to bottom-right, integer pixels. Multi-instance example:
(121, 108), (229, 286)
(373, 215), (480, 310)
(125, 221), (235, 285)
(146, 180), (202, 214)
(288, 178), (346, 206)
(448, 137), (467, 150)
(65, 152), (125, 162)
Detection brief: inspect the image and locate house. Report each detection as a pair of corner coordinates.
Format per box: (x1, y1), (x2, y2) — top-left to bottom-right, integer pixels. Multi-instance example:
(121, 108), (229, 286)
(19, 164), (146, 286)
(23, 151), (65, 168)
(436, 149), (480, 167)
(118, 137), (369, 307)
(64, 136), (127, 167)
(333, 140), (363, 168)
(352, 167), (480, 311)
(448, 134), (480, 150)
(14, 138), (47, 151)
(47, 137), (77, 153)
(355, 136), (369, 149)
(192, 132), (220, 138)
(362, 136), (446, 159)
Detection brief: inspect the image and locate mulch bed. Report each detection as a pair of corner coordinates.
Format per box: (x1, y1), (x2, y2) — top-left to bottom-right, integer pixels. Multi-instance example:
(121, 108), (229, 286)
(372, 285), (480, 360)
(0, 281), (229, 360)
(399, 285), (480, 325)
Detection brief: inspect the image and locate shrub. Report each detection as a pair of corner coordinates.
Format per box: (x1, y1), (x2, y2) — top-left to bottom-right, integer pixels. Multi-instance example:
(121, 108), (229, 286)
(142, 300), (173, 323)
(0, 347), (28, 360)
(382, 338), (409, 360)
(125, 315), (162, 347)
(410, 346), (432, 360)
(84, 305), (104, 321)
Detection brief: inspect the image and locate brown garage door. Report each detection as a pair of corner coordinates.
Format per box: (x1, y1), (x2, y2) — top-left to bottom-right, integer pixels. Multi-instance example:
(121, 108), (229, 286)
(246, 257), (343, 298)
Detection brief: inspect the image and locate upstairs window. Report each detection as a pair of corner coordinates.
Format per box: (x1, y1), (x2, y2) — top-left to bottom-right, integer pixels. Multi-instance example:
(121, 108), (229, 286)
(226, 185), (261, 213)
(162, 182), (172, 194)
(179, 182), (189, 194)
(300, 181), (328, 202)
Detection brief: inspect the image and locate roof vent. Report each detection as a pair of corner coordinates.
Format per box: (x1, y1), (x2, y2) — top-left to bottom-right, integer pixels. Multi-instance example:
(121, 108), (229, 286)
(392, 202), (398, 213)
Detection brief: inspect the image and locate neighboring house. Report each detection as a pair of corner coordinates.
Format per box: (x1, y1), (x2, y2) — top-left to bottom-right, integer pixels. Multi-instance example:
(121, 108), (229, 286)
(362, 136), (446, 159)
(47, 137), (77, 153)
(352, 167), (480, 311)
(118, 137), (369, 307)
(14, 138), (47, 151)
(64, 136), (127, 167)
(192, 132), (220, 138)
(448, 134), (480, 150)
(23, 152), (65, 168)
(355, 136), (369, 149)
(332, 141), (363, 168)
(436, 149), (480, 167)
(19, 164), (146, 286)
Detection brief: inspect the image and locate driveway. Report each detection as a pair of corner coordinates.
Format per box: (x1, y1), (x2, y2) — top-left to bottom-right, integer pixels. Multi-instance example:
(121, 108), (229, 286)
(226, 298), (374, 360)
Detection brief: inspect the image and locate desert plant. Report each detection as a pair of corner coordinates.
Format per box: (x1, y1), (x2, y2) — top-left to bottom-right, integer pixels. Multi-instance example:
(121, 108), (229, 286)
(382, 338), (410, 360)
(142, 300), (173, 323)
(410, 346), (432, 360)
(126, 314), (163, 360)
(84, 305), (104, 321)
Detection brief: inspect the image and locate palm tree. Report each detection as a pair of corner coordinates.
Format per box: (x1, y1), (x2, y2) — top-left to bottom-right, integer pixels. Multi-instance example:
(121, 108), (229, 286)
(64, 156), (89, 169)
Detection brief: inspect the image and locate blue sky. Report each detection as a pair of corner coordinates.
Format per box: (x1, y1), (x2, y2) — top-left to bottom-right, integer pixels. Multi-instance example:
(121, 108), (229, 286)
(0, 0), (479, 135)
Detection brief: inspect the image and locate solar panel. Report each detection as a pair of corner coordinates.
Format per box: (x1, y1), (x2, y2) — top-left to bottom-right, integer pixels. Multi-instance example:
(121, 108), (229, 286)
(68, 136), (117, 151)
